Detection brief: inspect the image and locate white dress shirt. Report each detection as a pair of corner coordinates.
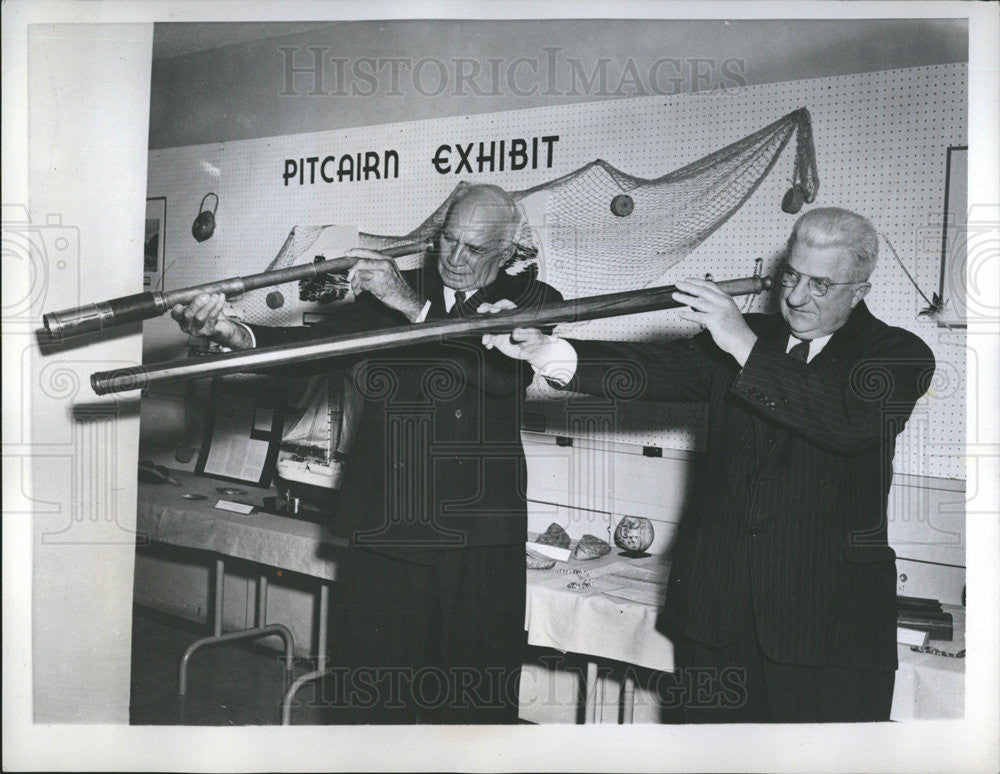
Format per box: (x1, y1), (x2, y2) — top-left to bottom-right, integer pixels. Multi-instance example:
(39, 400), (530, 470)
(785, 332), (832, 363)
(414, 285), (476, 322)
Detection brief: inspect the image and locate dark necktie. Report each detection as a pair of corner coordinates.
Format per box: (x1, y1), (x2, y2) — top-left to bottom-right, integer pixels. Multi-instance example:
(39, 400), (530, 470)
(788, 339), (810, 363)
(454, 290), (466, 306)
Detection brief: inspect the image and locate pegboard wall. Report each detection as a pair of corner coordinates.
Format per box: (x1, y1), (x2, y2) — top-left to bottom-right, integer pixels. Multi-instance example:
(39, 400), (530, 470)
(147, 63), (967, 480)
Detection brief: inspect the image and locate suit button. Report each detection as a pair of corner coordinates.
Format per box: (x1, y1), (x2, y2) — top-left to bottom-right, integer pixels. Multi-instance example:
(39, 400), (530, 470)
(749, 528), (761, 537)
(454, 409), (463, 418)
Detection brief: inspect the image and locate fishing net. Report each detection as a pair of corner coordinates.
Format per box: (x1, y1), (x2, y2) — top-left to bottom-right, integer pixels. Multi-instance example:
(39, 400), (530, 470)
(229, 108), (818, 485)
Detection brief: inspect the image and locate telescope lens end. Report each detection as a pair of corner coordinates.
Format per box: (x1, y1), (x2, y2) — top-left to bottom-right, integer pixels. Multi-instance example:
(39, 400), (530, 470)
(91, 368), (146, 396)
(90, 372), (105, 395)
(42, 313), (62, 339)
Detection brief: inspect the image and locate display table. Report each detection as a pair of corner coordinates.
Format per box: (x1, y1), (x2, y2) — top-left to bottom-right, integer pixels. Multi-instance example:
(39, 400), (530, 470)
(137, 470), (346, 723)
(524, 549), (674, 723)
(524, 549), (965, 722)
(137, 475), (964, 723)
(526, 551), (673, 672)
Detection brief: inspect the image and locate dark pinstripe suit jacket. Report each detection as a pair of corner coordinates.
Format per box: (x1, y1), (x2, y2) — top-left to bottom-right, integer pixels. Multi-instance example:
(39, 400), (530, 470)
(566, 302), (935, 669)
(250, 264), (562, 551)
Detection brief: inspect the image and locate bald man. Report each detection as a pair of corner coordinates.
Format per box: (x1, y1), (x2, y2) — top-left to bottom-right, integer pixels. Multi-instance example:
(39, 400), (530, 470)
(172, 185), (562, 723)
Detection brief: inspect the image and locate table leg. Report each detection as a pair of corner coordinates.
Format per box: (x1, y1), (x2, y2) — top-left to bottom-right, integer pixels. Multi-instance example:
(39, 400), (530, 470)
(622, 674), (635, 724)
(598, 671), (606, 723)
(583, 661), (598, 723)
(213, 557), (224, 637)
(257, 573), (268, 624)
(282, 582), (331, 725)
(316, 582), (329, 673)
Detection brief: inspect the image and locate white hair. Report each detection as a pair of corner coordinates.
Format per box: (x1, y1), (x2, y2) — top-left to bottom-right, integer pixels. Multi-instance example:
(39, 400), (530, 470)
(787, 207), (879, 280)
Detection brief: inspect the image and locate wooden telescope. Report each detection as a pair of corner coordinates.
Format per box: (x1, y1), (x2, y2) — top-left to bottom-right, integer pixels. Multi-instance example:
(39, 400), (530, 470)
(42, 241), (431, 340)
(89, 275), (772, 395)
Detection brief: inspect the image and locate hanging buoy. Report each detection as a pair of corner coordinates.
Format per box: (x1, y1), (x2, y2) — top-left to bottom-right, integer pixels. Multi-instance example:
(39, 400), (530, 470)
(782, 184), (805, 214)
(610, 194), (634, 217)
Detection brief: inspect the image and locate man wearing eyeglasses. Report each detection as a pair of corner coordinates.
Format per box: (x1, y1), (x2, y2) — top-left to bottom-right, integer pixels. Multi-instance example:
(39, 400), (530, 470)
(483, 207), (935, 723)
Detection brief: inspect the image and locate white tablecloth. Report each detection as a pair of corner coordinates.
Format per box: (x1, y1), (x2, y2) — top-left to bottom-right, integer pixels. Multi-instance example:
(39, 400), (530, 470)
(525, 551), (675, 672)
(136, 470), (344, 581)
(525, 547), (964, 720)
(892, 606), (965, 720)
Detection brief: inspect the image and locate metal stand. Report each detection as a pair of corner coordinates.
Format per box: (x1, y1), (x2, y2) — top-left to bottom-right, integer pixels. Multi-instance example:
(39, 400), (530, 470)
(178, 557), (295, 699)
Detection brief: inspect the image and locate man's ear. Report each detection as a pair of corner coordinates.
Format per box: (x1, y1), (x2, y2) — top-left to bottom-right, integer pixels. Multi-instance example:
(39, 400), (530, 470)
(852, 283), (871, 307)
(498, 241), (517, 267)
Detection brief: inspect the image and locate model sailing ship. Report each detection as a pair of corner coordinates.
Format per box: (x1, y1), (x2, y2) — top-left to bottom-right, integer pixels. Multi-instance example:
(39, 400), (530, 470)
(275, 371), (361, 515)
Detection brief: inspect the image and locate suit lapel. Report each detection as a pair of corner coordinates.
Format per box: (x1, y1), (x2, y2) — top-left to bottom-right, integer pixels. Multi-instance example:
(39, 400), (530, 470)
(807, 301), (874, 375)
(744, 304), (875, 459)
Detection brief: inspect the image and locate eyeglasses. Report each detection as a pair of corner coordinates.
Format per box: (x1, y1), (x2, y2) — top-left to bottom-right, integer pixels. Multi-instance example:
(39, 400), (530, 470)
(777, 265), (866, 298)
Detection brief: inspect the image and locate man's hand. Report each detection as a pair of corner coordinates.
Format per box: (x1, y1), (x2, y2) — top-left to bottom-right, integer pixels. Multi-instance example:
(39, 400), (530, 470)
(345, 248), (425, 322)
(479, 300), (577, 384)
(170, 292), (251, 349)
(673, 279), (758, 366)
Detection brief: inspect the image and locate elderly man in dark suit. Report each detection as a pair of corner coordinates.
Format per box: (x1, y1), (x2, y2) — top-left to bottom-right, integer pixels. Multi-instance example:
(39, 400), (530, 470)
(483, 207), (935, 722)
(172, 184), (562, 723)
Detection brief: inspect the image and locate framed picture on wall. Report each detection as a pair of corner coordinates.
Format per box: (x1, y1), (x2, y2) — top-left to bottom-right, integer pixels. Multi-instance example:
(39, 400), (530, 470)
(144, 196), (166, 290)
(937, 146), (967, 327)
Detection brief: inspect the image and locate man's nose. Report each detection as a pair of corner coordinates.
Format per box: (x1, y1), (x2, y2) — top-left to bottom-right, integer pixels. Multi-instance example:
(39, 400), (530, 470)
(786, 277), (812, 306)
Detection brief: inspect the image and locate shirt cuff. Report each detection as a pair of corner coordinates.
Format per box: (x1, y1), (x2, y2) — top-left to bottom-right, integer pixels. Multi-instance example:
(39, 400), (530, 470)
(414, 299), (432, 324)
(535, 338), (578, 386)
(219, 319), (256, 352)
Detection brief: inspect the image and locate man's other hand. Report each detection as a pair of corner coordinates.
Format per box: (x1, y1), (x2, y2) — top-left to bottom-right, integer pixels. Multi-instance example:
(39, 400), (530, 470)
(673, 279), (758, 366)
(170, 292), (244, 347)
(479, 300), (577, 384)
(346, 248), (425, 322)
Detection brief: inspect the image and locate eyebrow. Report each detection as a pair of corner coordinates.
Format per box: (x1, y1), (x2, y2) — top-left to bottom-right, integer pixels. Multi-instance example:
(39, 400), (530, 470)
(783, 263), (834, 284)
(442, 230), (490, 252)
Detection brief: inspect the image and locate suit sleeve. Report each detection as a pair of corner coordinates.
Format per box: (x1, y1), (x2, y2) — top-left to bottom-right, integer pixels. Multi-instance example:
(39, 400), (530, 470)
(559, 332), (719, 403)
(732, 328), (935, 454)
